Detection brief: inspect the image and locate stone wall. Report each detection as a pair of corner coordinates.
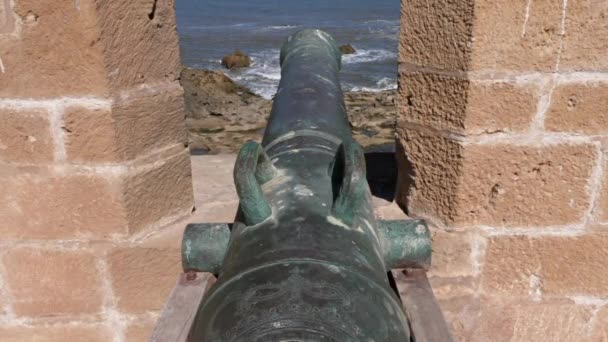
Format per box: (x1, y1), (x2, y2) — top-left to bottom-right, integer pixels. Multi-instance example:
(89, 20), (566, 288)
(0, 1), (193, 341)
(397, 0), (608, 340)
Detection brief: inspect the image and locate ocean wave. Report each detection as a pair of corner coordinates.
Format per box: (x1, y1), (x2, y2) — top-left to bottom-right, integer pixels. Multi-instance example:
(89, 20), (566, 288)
(228, 49), (282, 99)
(258, 25), (300, 31)
(182, 23), (256, 31)
(347, 77), (397, 92)
(208, 48), (397, 99)
(342, 48), (397, 64)
(363, 19), (400, 26)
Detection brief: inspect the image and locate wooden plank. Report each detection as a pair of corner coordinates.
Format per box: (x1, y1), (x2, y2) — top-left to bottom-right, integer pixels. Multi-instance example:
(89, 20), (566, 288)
(392, 269), (454, 342)
(150, 272), (216, 342)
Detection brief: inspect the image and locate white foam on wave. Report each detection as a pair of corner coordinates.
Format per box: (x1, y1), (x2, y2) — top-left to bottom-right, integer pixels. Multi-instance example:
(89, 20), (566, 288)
(342, 48), (397, 64)
(216, 48), (397, 99)
(258, 25), (300, 31)
(347, 77), (397, 92)
(229, 49), (282, 99)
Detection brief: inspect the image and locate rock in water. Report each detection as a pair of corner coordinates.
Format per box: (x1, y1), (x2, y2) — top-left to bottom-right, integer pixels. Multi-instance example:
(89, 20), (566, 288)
(339, 44), (356, 54)
(221, 49), (251, 69)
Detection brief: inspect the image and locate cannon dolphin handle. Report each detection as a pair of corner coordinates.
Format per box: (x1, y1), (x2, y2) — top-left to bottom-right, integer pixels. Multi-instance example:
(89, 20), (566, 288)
(180, 29), (444, 342)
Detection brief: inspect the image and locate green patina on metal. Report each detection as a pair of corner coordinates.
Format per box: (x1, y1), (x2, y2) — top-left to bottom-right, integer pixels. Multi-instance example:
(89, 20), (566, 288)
(181, 29), (434, 342)
(182, 223), (231, 274)
(378, 219), (432, 270)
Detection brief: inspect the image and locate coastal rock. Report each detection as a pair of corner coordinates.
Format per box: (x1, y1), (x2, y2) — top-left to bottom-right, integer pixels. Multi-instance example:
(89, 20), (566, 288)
(339, 44), (356, 54)
(180, 67), (396, 154)
(221, 50), (251, 69)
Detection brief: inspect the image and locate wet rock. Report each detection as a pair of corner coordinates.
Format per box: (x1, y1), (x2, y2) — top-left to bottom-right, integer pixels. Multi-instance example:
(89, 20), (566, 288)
(339, 44), (356, 54)
(221, 49), (251, 69)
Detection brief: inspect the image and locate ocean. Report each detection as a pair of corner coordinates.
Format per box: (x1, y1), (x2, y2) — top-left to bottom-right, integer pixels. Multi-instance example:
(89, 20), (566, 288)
(176, 0), (400, 99)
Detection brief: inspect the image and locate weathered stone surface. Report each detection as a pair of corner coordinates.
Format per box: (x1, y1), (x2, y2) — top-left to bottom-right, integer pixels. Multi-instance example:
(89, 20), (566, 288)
(113, 83), (188, 161)
(399, 0), (473, 70)
(465, 81), (538, 134)
(592, 306), (608, 340)
(429, 277), (480, 342)
(0, 0), (108, 97)
(94, 0), (181, 93)
(0, 0), (14, 34)
(108, 247), (181, 313)
(598, 161), (608, 223)
(472, 300), (595, 341)
(2, 247), (103, 317)
(0, 108), (54, 163)
(398, 130), (596, 226)
(396, 128), (463, 225)
(560, 0), (608, 71)
(125, 318), (156, 342)
(399, 0), (562, 72)
(545, 82), (608, 134)
(470, 0), (563, 72)
(0, 324), (112, 342)
(124, 149), (193, 234)
(481, 234), (608, 296)
(428, 230), (474, 277)
(457, 143), (596, 226)
(398, 72), (537, 134)
(0, 165), (127, 239)
(63, 106), (118, 163)
(398, 72), (468, 132)
(64, 83), (187, 163)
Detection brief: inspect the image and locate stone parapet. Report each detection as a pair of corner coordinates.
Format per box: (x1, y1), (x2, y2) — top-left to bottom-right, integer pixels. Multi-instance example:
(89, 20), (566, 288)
(397, 0), (608, 340)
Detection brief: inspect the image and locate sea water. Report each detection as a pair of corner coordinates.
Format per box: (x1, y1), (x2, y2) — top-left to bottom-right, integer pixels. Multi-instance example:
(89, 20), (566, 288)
(176, 0), (399, 99)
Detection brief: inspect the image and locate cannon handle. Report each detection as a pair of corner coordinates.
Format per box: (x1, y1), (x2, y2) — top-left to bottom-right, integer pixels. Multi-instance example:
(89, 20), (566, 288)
(233, 141), (277, 226)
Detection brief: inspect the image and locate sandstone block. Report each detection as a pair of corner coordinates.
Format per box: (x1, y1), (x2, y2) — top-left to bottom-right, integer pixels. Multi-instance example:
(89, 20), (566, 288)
(112, 84), (188, 161)
(0, 108), (54, 163)
(399, 0), (563, 72)
(94, 0), (181, 93)
(124, 149), (193, 234)
(398, 71), (538, 134)
(560, 0), (608, 71)
(470, 0), (563, 72)
(472, 300), (595, 341)
(428, 229), (475, 278)
(0, 0), (108, 97)
(0, 0), (14, 34)
(108, 247), (181, 314)
(545, 81), (608, 134)
(0, 324), (111, 342)
(599, 161), (608, 223)
(481, 234), (608, 296)
(398, 127), (597, 226)
(2, 247), (103, 317)
(399, 0), (473, 70)
(63, 106), (119, 163)
(396, 129), (463, 224)
(0, 166), (128, 239)
(457, 142), (596, 226)
(64, 84), (187, 163)
(592, 306), (608, 340)
(125, 319), (156, 342)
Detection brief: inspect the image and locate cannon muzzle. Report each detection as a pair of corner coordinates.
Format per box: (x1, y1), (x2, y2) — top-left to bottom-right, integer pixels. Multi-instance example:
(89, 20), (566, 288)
(181, 29), (435, 342)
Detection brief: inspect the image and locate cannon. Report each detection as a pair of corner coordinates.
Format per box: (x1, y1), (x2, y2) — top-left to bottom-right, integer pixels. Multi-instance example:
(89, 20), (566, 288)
(156, 29), (451, 342)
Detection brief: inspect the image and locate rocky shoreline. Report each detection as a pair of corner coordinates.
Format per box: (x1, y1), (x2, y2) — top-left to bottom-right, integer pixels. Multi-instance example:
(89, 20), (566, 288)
(181, 67), (397, 154)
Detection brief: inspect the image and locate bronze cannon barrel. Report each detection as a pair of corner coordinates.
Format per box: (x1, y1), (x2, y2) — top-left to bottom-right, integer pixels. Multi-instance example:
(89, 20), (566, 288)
(182, 29), (432, 341)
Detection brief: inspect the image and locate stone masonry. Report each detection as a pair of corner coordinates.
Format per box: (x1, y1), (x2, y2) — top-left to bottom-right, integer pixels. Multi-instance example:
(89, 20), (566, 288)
(0, 0), (194, 341)
(397, 0), (608, 340)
